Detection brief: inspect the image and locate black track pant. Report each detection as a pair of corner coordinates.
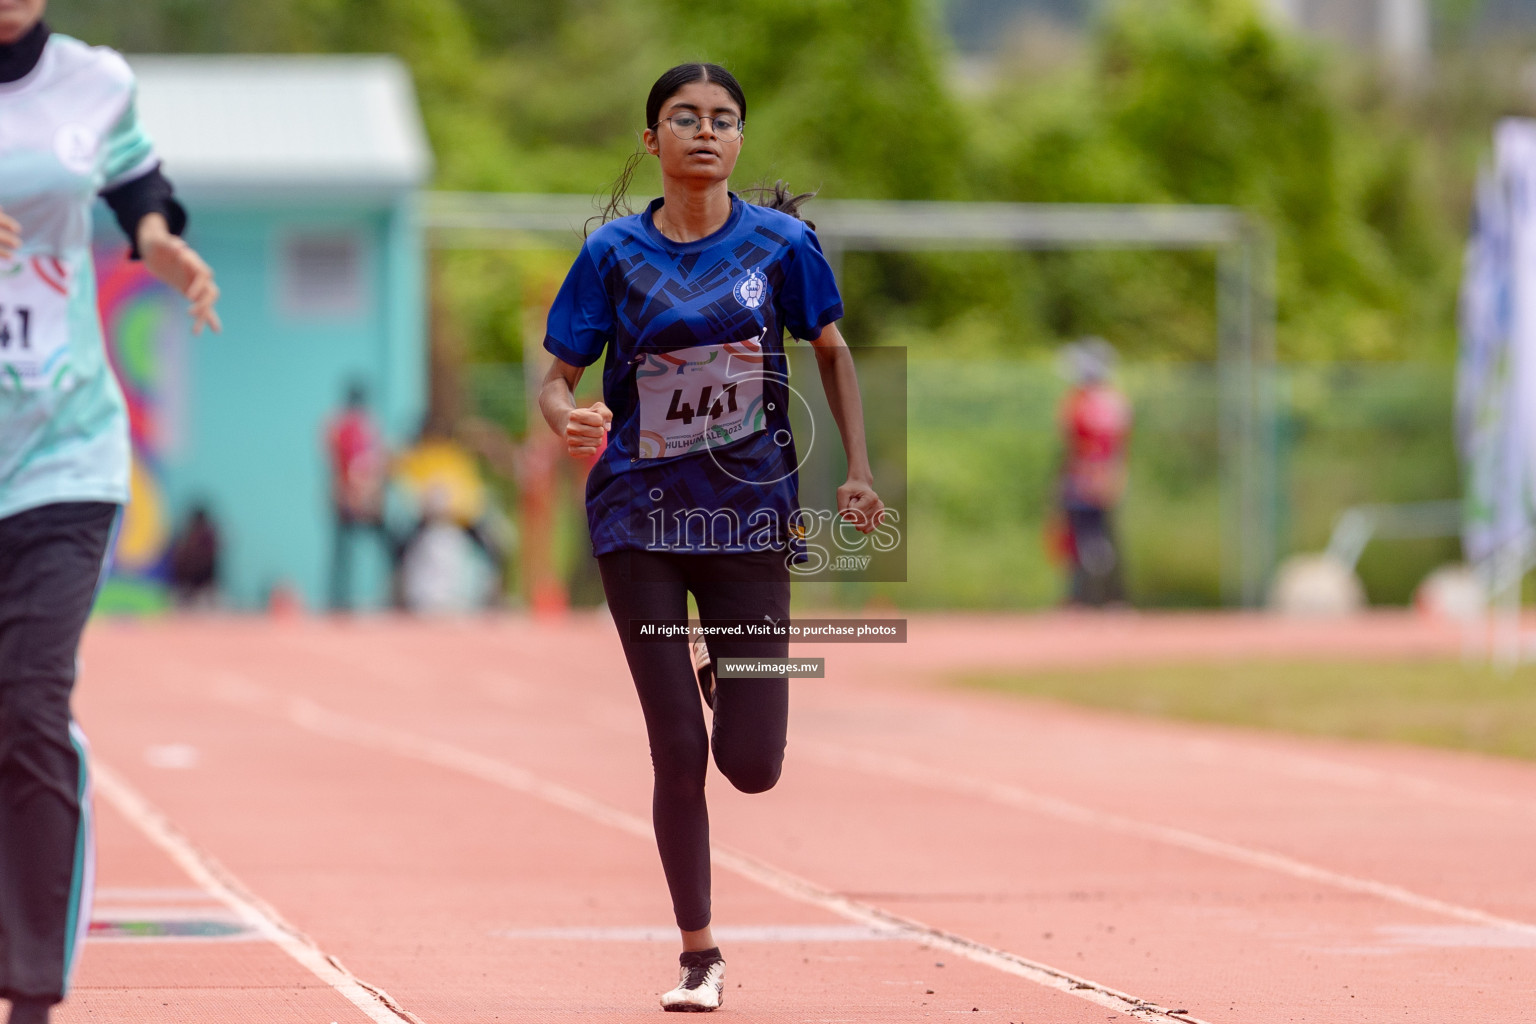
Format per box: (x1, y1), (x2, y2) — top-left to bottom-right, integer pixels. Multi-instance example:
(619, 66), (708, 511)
(0, 502), (117, 1006)
(598, 548), (791, 932)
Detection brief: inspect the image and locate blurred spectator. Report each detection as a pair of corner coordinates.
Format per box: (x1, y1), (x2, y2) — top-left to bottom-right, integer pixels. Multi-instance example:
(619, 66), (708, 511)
(325, 381), (391, 611)
(393, 422), (510, 609)
(397, 488), (486, 613)
(167, 503), (221, 609)
(1056, 337), (1132, 607)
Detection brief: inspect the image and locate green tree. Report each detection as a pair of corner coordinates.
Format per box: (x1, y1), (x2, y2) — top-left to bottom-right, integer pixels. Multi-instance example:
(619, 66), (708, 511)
(49, 0), (1469, 362)
(968, 0), (1455, 360)
(656, 0), (965, 200)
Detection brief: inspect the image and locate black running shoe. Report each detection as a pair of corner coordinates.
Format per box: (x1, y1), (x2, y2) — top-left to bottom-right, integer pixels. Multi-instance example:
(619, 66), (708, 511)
(661, 948), (725, 1011)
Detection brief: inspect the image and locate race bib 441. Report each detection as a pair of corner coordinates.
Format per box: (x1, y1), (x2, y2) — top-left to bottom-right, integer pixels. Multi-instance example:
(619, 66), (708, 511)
(0, 256), (72, 391)
(636, 332), (768, 460)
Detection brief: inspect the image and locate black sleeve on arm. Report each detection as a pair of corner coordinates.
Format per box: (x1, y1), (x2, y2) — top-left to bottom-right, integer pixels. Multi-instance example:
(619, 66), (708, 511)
(100, 164), (189, 260)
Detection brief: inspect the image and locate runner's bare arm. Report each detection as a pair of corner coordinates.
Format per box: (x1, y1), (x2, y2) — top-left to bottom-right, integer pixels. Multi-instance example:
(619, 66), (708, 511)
(0, 206), (19, 259)
(540, 357), (612, 458)
(136, 213), (221, 335)
(806, 322), (884, 533)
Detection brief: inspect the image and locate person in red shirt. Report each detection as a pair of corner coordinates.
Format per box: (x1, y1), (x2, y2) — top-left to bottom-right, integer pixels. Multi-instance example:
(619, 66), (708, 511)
(1057, 338), (1132, 606)
(325, 382), (390, 611)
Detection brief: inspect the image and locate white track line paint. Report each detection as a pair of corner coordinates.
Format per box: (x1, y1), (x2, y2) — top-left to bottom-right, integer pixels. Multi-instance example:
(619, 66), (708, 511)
(91, 905), (250, 922)
(92, 761), (425, 1024)
(461, 650), (1536, 819)
(496, 924), (903, 942)
(796, 740), (1536, 940)
(1374, 924), (1536, 949)
(94, 886), (220, 902)
(1172, 735), (1536, 818)
(283, 696), (1209, 1024)
(469, 655), (1536, 820)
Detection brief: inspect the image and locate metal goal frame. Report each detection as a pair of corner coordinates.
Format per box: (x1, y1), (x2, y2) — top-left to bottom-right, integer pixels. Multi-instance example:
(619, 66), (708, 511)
(422, 193), (1278, 606)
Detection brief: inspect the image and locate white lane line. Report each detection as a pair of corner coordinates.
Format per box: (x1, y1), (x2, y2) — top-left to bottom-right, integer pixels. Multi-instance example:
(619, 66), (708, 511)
(473, 666), (1536, 931)
(282, 696), (1209, 1024)
(495, 924), (903, 942)
(94, 886), (220, 903)
(797, 740), (1536, 939)
(92, 761), (425, 1024)
(1171, 735), (1536, 818)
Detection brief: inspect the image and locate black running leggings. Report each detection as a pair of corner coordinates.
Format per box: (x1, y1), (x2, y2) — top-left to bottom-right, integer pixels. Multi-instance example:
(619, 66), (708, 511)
(598, 548), (791, 932)
(0, 501), (118, 1006)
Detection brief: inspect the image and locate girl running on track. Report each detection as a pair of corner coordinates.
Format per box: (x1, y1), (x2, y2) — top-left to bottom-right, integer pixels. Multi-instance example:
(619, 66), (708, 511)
(0, 4), (220, 1023)
(539, 62), (883, 1012)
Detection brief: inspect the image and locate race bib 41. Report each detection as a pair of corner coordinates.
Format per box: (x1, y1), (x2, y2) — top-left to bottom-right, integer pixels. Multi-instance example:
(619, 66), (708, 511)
(0, 256), (72, 391)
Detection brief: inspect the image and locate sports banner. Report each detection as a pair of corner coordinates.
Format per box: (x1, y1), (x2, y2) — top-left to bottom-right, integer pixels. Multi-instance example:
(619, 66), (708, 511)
(94, 245), (188, 611)
(1457, 119), (1536, 566)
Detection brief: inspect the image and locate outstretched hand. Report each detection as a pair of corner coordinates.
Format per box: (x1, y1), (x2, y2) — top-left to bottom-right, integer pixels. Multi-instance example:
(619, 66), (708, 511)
(138, 215), (221, 335)
(0, 208), (220, 334)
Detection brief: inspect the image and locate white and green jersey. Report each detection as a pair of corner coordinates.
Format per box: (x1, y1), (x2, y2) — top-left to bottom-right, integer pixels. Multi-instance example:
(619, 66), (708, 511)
(0, 33), (158, 519)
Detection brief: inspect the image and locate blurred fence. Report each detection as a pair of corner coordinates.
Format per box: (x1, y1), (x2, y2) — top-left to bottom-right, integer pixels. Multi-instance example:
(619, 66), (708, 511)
(464, 359), (1459, 610)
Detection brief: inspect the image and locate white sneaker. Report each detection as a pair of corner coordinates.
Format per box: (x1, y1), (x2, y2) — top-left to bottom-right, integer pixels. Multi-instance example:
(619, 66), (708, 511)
(660, 951), (725, 1012)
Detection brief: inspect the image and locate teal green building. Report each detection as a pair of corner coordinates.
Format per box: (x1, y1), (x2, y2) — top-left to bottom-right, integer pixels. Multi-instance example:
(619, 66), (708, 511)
(105, 55), (433, 611)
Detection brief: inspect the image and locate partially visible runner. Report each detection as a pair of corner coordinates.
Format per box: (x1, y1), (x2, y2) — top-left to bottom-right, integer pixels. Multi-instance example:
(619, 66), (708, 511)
(539, 62), (883, 1012)
(0, 3), (221, 1023)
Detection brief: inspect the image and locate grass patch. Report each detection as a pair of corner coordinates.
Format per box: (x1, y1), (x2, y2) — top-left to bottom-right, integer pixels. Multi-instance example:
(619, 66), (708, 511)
(962, 660), (1536, 761)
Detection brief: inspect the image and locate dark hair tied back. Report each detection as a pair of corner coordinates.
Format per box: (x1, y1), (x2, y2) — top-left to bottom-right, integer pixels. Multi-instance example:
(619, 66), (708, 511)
(591, 63), (815, 234)
(739, 180), (818, 230)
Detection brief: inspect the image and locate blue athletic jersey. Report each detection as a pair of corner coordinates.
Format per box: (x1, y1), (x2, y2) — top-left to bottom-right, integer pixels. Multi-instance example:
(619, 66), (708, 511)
(544, 195), (843, 557)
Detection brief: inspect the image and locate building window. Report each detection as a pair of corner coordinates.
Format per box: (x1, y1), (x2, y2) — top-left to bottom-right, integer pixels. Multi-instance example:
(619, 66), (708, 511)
(280, 231), (367, 318)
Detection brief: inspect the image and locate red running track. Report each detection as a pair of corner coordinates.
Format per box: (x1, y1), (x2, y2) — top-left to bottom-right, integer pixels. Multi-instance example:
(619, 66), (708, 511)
(54, 611), (1535, 1023)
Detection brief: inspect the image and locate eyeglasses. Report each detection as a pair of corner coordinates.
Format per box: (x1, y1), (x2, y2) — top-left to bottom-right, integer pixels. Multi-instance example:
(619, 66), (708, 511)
(659, 113), (743, 142)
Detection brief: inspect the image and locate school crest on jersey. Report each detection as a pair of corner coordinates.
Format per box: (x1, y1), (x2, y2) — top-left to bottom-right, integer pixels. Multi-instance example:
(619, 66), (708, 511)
(733, 268), (768, 310)
(53, 124), (97, 175)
